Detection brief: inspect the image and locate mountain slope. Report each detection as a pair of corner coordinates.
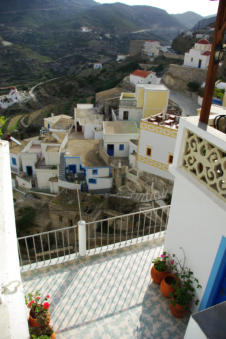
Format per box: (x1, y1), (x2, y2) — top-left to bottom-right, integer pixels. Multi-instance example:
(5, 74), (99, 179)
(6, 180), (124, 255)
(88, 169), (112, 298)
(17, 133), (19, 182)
(0, 0), (96, 12)
(192, 15), (216, 31)
(172, 11), (203, 29)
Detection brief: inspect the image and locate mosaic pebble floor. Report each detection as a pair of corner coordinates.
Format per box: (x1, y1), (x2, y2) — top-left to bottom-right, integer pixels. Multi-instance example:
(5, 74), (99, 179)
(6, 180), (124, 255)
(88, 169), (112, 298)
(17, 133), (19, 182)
(22, 239), (189, 338)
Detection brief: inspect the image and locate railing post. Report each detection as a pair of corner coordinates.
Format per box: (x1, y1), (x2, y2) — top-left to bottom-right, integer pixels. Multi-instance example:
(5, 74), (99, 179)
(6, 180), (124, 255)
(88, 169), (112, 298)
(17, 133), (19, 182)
(78, 220), (86, 256)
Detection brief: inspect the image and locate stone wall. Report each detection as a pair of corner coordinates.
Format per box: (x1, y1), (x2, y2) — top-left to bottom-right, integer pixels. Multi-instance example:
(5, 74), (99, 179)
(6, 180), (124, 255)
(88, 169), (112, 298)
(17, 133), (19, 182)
(163, 64), (207, 91)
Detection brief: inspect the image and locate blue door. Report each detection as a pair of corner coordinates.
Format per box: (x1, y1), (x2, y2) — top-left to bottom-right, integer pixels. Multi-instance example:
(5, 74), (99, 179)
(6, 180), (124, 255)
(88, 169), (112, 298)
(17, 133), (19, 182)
(107, 144), (114, 156)
(199, 237), (226, 310)
(69, 164), (77, 174)
(214, 253), (226, 305)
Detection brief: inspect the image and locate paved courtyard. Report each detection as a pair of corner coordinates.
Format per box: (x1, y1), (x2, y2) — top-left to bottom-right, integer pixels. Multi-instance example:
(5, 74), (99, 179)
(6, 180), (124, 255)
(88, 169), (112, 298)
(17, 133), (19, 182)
(22, 239), (189, 339)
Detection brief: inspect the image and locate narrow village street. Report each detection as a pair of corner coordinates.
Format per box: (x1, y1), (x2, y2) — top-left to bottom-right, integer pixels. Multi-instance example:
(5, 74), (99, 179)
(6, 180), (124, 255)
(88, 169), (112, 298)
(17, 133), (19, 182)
(169, 89), (200, 116)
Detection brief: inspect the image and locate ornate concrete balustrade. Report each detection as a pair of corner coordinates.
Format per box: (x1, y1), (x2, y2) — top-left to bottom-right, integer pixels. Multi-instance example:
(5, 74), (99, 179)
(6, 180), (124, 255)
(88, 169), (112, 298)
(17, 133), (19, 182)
(182, 129), (226, 202)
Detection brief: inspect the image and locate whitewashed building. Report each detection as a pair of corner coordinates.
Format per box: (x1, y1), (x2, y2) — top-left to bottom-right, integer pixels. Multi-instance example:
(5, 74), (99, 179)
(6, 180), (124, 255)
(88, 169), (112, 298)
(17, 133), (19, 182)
(61, 138), (113, 193)
(93, 63), (102, 70)
(164, 114), (226, 337)
(184, 39), (211, 70)
(143, 40), (160, 57)
(130, 70), (160, 86)
(137, 113), (179, 180)
(44, 114), (74, 132)
(74, 104), (103, 139)
(103, 121), (139, 158)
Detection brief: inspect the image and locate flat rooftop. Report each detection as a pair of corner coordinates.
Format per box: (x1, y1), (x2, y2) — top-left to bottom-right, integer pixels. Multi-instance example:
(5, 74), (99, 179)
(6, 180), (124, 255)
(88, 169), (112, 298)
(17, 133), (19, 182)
(46, 145), (60, 153)
(104, 121), (138, 135)
(137, 84), (168, 91)
(143, 113), (180, 130)
(65, 139), (106, 167)
(22, 240), (189, 338)
(9, 140), (28, 154)
(41, 132), (67, 145)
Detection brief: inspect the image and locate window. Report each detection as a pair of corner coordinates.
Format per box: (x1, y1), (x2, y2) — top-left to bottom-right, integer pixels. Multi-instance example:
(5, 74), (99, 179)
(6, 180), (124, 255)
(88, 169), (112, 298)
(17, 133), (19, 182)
(59, 216), (63, 222)
(119, 144), (124, 151)
(92, 169), (98, 175)
(191, 57), (193, 62)
(168, 154), (174, 164)
(69, 219), (73, 226)
(12, 157), (17, 166)
(89, 178), (97, 184)
(146, 147), (152, 157)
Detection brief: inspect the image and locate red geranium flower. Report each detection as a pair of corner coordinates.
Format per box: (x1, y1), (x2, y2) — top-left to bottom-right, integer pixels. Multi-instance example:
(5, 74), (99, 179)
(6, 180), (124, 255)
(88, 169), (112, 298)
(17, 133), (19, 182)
(43, 302), (50, 310)
(46, 294), (50, 299)
(27, 300), (34, 308)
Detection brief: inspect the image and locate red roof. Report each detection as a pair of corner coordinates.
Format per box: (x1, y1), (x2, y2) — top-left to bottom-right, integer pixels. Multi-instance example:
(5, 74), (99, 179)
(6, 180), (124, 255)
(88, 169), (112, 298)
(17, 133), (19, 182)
(202, 51), (211, 56)
(147, 40), (157, 42)
(131, 70), (151, 78)
(197, 39), (210, 45)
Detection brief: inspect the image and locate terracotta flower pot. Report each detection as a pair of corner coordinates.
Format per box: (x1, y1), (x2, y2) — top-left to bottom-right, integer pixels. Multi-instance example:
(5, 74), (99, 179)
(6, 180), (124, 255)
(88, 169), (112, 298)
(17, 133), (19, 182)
(160, 274), (176, 298)
(51, 332), (56, 339)
(150, 265), (168, 284)
(169, 302), (188, 318)
(28, 310), (50, 327)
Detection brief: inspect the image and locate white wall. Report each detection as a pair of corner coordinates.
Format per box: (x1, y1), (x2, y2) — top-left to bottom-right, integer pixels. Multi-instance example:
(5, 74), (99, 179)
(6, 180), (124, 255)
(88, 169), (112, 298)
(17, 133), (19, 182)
(87, 177), (113, 191)
(84, 124), (95, 139)
(10, 153), (21, 172)
(184, 50), (209, 70)
(184, 317), (206, 339)
(44, 151), (59, 166)
(137, 127), (175, 180)
(0, 141), (29, 339)
(49, 180), (59, 194)
(16, 176), (32, 189)
(36, 168), (58, 189)
(58, 179), (80, 190)
(65, 157), (81, 171)
(86, 167), (110, 179)
(164, 116), (226, 311)
(20, 152), (38, 176)
(94, 130), (103, 139)
(104, 141), (130, 157)
(118, 107), (142, 122)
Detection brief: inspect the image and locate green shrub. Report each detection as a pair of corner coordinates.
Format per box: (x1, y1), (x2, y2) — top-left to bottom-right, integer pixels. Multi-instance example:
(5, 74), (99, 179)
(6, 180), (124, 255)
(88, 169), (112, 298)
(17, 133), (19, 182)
(187, 81), (201, 92)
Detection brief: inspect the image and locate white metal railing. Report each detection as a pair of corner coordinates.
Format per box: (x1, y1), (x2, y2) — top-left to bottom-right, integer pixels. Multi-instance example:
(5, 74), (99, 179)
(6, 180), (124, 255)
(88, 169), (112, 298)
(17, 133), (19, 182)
(18, 205), (170, 271)
(17, 225), (79, 271)
(86, 205), (170, 254)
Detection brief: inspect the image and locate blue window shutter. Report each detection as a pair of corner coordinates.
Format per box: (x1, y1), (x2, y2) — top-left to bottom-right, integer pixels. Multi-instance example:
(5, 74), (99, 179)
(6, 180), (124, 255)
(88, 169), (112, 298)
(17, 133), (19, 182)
(119, 144), (124, 151)
(89, 178), (97, 184)
(12, 157), (17, 166)
(92, 169), (98, 175)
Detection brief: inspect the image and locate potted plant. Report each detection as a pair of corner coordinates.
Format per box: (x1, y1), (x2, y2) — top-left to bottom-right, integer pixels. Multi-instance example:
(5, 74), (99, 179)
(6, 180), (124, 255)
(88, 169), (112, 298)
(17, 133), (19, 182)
(25, 291), (51, 328)
(160, 254), (178, 298)
(169, 267), (202, 318)
(151, 251), (170, 284)
(29, 323), (56, 339)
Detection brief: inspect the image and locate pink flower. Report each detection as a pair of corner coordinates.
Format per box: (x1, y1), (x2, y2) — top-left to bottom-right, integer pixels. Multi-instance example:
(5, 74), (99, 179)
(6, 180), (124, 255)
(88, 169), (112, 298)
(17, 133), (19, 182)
(43, 302), (50, 310)
(170, 260), (175, 265)
(28, 300), (34, 308)
(160, 254), (166, 258)
(46, 294), (50, 299)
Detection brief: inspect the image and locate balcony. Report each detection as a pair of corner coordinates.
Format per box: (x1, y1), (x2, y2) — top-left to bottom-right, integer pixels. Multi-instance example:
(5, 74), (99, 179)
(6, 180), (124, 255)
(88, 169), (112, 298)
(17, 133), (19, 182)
(19, 206), (189, 338)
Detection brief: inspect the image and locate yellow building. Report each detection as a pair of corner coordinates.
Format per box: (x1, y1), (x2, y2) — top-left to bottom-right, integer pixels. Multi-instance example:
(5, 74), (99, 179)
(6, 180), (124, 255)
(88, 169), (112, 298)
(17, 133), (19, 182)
(119, 84), (169, 122)
(136, 84), (169, 118)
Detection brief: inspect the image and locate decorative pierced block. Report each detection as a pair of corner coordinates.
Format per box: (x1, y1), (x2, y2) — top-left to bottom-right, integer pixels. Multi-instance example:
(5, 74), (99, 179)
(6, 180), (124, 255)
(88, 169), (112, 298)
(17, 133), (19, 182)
(182, 130), (226, 202)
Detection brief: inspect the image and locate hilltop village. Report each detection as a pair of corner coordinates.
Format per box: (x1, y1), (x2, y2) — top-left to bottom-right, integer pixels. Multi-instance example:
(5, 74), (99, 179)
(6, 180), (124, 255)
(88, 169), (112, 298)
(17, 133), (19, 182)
(3, 35), (226, 234)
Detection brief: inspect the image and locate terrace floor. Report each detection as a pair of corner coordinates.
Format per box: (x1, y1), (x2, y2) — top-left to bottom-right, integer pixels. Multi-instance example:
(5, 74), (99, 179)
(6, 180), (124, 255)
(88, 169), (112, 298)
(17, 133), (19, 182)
(22, 239), (189, 339)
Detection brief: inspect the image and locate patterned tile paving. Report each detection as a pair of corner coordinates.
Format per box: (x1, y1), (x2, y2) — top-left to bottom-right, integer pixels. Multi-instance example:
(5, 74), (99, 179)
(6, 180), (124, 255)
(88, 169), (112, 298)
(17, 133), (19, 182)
(22, 239), (189, 338)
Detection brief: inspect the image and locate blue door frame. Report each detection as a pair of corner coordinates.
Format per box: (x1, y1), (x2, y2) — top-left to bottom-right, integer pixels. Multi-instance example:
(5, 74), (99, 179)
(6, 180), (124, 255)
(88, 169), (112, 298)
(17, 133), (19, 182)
(199, 236), (226, 311)
(69, 164), (77, 174)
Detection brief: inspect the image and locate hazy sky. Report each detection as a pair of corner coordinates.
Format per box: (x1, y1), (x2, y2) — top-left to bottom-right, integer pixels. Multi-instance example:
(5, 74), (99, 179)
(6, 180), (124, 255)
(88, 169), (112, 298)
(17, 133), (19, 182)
(96, 0), (219, 16)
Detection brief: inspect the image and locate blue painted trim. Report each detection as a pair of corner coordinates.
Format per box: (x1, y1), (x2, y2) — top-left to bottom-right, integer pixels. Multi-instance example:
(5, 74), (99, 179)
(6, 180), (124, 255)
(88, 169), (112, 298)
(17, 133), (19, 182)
(12, 157), (17, 166)
(119, 144), (124, 151)
(92, 169), (98, 175)
(88, 178), (97, 184)
(199, 236), (226, 311)
(64, 156), (80, 159)
(85, 166), (110, 170)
